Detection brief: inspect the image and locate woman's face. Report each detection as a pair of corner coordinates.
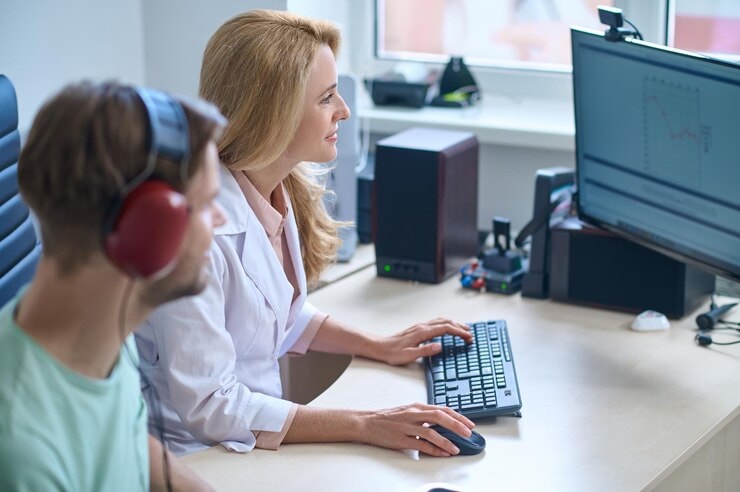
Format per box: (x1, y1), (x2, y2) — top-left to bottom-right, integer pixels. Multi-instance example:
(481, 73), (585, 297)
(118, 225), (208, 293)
(284, 45), (351, 164)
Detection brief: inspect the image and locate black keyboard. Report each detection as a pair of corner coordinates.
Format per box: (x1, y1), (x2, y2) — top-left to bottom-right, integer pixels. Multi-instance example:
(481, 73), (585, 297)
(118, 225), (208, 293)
(425, 320), (522, 419)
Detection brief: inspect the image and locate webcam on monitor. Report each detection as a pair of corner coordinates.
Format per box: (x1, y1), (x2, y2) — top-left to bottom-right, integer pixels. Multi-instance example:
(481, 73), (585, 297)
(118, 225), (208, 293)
(598, 5), (642, 42)
(598, 5), (623, 29)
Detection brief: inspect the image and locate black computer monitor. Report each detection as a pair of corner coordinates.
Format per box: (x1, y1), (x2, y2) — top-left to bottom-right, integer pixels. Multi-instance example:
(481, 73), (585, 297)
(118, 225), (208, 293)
(571, 27), (740, 283)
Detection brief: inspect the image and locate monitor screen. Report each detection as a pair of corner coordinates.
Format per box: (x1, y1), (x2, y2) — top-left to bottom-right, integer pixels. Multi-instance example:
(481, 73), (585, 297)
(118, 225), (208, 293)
(572, 27), (740, 283)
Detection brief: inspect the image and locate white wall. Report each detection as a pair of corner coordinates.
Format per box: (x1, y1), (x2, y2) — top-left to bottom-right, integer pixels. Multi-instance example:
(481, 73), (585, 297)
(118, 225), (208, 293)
(0, 0), (146, 133)
(0, 0), (287, 134)
(286, 0), (354, 74)
(143, 0), (286, 98)
(477, 144), (573, 231)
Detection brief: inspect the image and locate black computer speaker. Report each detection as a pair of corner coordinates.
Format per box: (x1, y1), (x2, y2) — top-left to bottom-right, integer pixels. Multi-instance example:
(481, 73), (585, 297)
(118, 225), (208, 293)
(374, 127), (478, 283)
(549, 218), (714, 318)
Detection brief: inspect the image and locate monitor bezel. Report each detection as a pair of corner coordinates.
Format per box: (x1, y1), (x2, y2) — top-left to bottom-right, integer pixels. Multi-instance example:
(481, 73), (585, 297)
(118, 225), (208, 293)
(571, 27), (740, 283)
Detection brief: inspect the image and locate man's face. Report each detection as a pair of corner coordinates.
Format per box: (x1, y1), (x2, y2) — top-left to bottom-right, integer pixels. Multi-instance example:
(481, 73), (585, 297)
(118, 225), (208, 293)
(141, 142), (225, 306)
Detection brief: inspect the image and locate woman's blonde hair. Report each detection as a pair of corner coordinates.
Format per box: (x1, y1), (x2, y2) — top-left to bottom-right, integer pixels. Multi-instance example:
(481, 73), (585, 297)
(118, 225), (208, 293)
(200, 9), (344, 285)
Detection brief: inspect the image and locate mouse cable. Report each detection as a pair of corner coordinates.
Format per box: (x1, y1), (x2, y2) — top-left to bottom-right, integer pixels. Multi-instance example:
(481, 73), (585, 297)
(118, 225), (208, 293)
(696, 333), (740, 346)
(710, 326), (740, 333)
(118, 279), (173, 492)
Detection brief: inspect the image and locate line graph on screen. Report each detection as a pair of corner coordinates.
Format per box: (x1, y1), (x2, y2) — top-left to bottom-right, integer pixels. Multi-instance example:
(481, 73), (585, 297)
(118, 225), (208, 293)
(642, 76), (712, 188)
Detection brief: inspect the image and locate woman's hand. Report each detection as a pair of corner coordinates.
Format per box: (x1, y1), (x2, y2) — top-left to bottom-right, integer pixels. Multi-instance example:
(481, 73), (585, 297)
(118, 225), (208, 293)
(373, 318), (473, 366)
(357, 403), (476, 457)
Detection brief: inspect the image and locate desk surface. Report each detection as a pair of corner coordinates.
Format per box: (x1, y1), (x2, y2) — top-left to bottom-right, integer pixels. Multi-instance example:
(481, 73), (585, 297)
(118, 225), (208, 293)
(183, 266), (740, 492)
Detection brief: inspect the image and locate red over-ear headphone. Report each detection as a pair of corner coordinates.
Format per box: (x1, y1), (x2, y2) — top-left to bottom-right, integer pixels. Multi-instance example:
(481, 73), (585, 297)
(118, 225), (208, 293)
(103, 88), (191, 278)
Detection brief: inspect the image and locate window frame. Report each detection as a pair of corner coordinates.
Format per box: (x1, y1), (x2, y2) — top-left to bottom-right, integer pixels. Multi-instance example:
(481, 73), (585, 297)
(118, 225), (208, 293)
(350, 0), (670, 102)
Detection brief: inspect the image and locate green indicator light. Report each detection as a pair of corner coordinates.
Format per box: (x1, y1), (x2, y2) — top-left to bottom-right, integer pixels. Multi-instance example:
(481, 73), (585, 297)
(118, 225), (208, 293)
(384, 265), (391, 272)
(501, 283), (508, 290)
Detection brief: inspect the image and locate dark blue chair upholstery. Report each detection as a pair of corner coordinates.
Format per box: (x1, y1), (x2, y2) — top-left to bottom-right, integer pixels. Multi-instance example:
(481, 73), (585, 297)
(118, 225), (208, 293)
(0, 75), (40, 306)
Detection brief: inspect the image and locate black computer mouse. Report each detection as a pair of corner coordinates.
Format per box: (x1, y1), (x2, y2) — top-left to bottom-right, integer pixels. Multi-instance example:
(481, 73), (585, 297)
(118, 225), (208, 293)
(430, 425), (486, 456)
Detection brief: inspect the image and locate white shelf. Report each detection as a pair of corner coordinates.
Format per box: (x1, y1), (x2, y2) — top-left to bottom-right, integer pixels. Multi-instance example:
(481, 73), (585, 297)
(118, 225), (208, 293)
(358, 92), (575, 151)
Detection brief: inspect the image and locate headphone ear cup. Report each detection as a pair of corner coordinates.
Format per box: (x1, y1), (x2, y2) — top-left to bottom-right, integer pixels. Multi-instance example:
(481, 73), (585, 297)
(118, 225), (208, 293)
(105, 181), (189, 278)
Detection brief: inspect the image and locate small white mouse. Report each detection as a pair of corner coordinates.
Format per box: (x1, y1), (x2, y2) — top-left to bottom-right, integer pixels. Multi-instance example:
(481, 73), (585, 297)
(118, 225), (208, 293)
(631, 310), (670, 331)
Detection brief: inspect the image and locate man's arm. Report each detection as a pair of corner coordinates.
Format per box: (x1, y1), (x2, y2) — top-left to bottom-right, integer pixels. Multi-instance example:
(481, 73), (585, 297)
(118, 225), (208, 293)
(149, 436), (214, 492)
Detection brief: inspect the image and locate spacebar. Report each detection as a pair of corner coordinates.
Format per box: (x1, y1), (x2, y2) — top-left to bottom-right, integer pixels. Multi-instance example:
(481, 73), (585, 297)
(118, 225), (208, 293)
(456, 371), (480, 378)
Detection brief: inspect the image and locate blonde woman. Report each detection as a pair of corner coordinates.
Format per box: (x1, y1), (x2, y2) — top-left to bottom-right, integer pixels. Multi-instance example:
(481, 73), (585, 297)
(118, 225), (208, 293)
(136, 10), (475, 458)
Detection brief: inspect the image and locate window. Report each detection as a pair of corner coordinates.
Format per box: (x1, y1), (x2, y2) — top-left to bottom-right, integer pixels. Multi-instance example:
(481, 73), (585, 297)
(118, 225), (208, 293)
(671, 0), (740, 57)
(376, 0), (615, 72)
(375, 0), (740, 72)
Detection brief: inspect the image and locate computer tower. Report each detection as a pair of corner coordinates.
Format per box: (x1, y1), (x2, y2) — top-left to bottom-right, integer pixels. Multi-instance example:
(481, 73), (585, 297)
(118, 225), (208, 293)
(356, 153), (375, 244)
(375, 127), (478, 283)
(324, 74), (359, 261)
(549, 218), (715, 318)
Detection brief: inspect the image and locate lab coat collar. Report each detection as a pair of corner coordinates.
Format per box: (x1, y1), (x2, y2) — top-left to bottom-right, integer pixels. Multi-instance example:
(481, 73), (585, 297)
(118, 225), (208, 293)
(214, 164), (306, 342)
(215, 165), (249, 235)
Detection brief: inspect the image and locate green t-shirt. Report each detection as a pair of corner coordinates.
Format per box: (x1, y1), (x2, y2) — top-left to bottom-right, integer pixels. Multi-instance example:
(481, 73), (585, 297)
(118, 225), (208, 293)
(0, 292), (149, 491)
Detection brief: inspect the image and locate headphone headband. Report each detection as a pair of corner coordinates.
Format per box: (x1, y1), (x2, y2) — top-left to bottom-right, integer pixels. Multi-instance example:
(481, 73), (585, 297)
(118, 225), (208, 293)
(133, 87), (190, 162)
(103, 87), (192, 278)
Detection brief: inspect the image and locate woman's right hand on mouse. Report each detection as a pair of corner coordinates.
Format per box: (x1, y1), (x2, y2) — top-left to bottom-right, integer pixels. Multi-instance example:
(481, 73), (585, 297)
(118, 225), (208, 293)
(357, 403), (475, 457)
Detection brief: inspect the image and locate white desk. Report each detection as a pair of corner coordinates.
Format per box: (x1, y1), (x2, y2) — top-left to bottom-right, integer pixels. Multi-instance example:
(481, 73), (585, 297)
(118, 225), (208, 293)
(313, 244), (376, 290)
(183, 267), (740, 492)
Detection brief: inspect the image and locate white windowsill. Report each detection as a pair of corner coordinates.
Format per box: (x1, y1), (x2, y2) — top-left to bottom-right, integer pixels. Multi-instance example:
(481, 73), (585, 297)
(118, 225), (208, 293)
(357, 91), (576, 152)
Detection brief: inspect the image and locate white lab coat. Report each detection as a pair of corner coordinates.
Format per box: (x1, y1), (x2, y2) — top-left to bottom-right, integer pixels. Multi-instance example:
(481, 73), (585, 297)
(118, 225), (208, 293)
(135, 165), (320, 455)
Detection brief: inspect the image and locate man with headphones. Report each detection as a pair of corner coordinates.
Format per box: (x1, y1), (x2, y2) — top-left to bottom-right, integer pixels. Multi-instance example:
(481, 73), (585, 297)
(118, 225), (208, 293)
(0, 81), (225, 491)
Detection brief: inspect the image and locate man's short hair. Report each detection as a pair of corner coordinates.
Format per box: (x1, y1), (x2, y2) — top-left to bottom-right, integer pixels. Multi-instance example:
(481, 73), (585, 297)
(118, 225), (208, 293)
(18, 81), (226, 273)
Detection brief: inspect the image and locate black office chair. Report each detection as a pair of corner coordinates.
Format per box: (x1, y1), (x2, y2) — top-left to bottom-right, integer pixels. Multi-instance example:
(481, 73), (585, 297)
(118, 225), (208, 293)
(0, 75), (41, 306)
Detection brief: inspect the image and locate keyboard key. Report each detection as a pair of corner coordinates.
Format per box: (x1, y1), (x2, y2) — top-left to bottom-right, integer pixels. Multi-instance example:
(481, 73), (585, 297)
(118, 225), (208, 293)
(462, 402), (485, 410)
(447, 395), (461, 409)
(457, 371), (480, 379)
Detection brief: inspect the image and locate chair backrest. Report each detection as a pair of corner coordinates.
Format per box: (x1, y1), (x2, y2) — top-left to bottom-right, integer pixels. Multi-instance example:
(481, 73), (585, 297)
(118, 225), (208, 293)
(0, 75), (41, 306)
